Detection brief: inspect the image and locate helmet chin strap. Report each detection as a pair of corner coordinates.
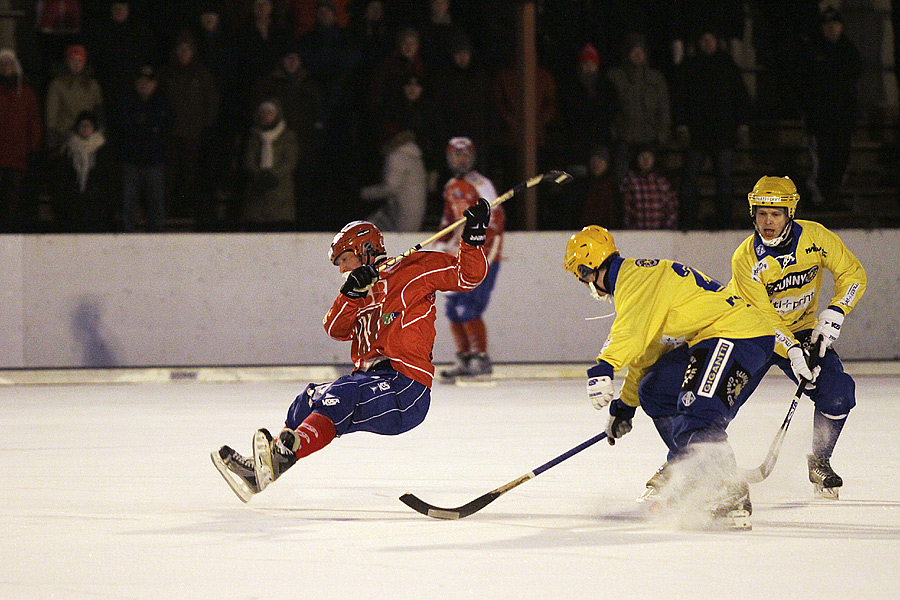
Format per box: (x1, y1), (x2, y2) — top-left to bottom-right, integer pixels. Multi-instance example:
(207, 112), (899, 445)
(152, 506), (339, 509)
(756, 218), (793, 247)
(586, 283), (615, 319)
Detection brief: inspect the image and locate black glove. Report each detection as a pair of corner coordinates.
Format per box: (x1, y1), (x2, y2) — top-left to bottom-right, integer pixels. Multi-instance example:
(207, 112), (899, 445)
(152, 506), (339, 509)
(461, 198), (491, 246)
(606, 399), (636, 445)
(340, 265), (378, 299)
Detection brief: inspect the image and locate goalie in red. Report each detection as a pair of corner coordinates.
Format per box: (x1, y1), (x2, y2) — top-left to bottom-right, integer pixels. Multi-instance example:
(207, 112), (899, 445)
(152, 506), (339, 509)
(212, 206), (490, 502)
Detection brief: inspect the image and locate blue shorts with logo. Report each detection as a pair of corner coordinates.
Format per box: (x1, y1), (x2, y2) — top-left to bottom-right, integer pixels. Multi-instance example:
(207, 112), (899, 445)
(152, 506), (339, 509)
(638, 335), (774, 455)
(285, 365), (431, 437)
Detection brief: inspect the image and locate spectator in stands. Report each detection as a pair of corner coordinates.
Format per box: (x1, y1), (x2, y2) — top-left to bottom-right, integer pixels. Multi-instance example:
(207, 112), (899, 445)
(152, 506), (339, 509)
(432, 31), (493, 175)
(360, 126), (427, 232)
(0, 48), (43, 233)
(114, 65), (173, 232)
(368, 26), (425, 128)
(85, 1), (156, 108)
(194, 2), (243, 229)
(53, 110), (115, 232)
(620, 145), (678, 230)
(799, 7), (861, 210)
(606, 33), (671, 184)
(300, 0), (362, 198)
(348, 0), (392, 68)
(237, 0), (294, 89)
(674, 28), (751, 230)
(381, 75), (445, 190)
(44, 43), (104, 152)
(419, 0), (465, 72)
(493, 50), (558, 196)
(286, 0), (349, 38)
(252, 45), (324, 230)
(158, 31), (220, 227)
(560, 42), (617, 174)
(672, 0), (746, 66)
(36, 0), (83, 78)
(243, 99), (299, 231)
(578, 144), (621, 230)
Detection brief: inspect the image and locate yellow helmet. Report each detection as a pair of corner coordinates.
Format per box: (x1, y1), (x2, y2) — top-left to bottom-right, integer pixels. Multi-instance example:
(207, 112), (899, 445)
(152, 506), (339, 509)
(564, 225), (618, 280)
(748, 176), (799, 219)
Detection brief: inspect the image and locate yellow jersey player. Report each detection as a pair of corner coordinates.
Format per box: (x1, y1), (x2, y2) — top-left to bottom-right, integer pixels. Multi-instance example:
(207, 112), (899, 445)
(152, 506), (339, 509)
(565, 226), (775, 529)
(727, 176), (866, 499)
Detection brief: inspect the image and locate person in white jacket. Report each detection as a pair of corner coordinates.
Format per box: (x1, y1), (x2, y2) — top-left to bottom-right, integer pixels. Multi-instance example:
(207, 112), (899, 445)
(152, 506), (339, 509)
(361, 128), (427, 232)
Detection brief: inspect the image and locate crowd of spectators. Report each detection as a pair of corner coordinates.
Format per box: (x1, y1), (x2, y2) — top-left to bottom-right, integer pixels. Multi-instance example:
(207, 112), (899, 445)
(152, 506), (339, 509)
(0, 0), (869, 233)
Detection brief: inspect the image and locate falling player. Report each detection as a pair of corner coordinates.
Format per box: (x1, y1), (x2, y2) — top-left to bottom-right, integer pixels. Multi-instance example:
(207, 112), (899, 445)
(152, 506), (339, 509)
(727, 175), (866, 498)
(437, 137), (506, 380)
(212, 205), (490, 502)
(565, 225), (775, 528)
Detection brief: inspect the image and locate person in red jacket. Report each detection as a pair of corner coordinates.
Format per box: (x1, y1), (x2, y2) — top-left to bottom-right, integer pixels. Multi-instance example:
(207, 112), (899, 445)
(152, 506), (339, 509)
(212, 204), (490, 503)
(0, 49), (42, 232)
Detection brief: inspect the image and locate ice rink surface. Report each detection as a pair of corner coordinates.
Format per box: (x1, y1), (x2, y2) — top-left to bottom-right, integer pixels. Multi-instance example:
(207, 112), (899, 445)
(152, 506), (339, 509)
(3, 372), (899, 599)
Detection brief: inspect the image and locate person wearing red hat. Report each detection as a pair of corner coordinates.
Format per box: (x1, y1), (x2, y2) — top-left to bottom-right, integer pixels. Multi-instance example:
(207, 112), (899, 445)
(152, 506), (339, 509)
(45, 43), (103, 153)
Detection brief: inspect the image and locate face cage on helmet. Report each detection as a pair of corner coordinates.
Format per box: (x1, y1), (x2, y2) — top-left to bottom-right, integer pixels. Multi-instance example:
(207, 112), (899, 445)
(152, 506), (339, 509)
(576, 263), (598, 282)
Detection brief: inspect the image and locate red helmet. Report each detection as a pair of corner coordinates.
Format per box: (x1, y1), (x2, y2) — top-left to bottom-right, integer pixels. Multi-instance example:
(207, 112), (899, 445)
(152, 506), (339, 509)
(329, 221), (386, 264)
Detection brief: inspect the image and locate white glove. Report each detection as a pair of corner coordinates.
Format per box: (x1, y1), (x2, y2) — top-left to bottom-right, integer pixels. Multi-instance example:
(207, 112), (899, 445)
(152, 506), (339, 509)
(810, 307), (844, 357)
(587, 375), (615, 410)
(787, 345), (817, 384)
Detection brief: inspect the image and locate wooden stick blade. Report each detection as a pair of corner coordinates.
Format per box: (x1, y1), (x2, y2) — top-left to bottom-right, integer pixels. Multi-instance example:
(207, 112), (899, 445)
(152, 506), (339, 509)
(399, 491), (502, 520)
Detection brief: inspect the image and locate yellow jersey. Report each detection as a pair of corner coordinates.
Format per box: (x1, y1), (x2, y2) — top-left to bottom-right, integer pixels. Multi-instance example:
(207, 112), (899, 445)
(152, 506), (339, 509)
(727, 220), (866, 358)
(597, 257), (774, 407)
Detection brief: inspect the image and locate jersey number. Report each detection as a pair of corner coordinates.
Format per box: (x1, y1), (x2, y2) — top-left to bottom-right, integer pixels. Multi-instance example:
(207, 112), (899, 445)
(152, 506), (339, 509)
(671, 262), (740, 307)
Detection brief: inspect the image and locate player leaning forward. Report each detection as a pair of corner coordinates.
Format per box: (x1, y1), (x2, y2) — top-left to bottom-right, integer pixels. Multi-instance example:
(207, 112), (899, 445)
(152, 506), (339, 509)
(212, 202), (491, 502)
(728, 176), (866, 498)
(565, 226), (775, 528)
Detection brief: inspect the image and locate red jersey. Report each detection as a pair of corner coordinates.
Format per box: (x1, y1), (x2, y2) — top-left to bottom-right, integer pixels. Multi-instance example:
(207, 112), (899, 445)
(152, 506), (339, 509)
(439, 171), (505, 263)
(323, 242), (488, 387)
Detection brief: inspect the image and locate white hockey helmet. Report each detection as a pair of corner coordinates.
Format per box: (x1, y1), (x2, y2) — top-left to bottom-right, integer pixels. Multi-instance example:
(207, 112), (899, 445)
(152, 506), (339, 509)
(446, 136), (476, 175)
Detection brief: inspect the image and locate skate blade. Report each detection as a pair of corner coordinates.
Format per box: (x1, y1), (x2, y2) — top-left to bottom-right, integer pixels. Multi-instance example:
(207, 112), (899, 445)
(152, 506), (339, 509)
(813, 484), (840, 500)
(636, 486), (659, 504)
(723, 509), (752, 531)
(210, 449), (254, 503)
(454, 375), (495, 386)
(252, 429), (275, 491)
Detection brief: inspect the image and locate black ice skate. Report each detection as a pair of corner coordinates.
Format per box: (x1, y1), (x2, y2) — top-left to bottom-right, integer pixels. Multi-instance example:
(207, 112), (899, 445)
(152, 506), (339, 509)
(252, 428), (297, 492)
(440, 353), (473, 382)
(211, 445), (259, 503)
(808, 454), (843, 500)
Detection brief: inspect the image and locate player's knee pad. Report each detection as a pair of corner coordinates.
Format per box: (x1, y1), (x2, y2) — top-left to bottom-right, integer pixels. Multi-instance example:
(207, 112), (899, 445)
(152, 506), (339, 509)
(811, 368), (856, 417)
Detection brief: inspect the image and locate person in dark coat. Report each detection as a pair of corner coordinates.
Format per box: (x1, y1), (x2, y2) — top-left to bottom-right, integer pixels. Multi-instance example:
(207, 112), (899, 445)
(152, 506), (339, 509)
(85, 1), (157, 108)
(252, 46), (324, 229)
(0, 48), (43, 232)
(157, 31), (220, 225)
(54, 111), (116, 232)
(799, 8), (861, 209)
(674, 28), (751, 229)
(113, 65), (174, 232)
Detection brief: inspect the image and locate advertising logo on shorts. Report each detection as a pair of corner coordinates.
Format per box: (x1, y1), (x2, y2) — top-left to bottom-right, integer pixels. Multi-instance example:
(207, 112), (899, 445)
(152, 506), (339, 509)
(698, 340), (733, 398)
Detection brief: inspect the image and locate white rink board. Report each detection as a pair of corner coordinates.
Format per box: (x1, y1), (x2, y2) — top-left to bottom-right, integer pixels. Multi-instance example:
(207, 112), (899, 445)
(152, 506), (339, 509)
(0, 229), (897, 368)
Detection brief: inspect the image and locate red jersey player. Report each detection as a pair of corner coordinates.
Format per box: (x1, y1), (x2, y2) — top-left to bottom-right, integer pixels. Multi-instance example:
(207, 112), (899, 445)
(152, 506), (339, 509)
(437, 137), (506, 380)
(212, 205), (490, 502)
